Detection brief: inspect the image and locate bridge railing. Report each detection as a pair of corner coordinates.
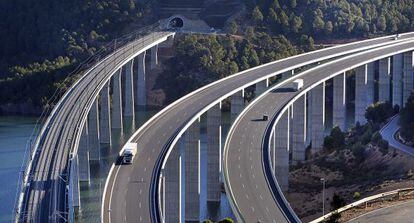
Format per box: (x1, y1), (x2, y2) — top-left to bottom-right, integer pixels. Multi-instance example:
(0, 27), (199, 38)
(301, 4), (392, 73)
(309, 187), (414, 223)
(13, 22), (163, 222)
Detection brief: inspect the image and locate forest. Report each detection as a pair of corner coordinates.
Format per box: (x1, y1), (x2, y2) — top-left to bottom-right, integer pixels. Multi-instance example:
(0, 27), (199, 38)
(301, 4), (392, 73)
(1, 0), (413, 113)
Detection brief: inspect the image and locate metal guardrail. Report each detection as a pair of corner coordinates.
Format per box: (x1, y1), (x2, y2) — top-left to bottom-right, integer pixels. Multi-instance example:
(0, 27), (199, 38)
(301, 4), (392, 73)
(309, 187), (414, 223)
(13, 22), (163, 223)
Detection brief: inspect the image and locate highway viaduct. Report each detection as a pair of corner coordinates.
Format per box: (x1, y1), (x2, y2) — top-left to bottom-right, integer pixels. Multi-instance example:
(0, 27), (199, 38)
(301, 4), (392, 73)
(102, 32), (414, 223)
(13, 23), (414, 223)
(224, 40), (414, 222)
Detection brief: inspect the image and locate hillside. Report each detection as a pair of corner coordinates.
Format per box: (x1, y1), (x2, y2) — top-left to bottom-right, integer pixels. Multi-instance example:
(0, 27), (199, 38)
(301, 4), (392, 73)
(1, 0), (414, 115)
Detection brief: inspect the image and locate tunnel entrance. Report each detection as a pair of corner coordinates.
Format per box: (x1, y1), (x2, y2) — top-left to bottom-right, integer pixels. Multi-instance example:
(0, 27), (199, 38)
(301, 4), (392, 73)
(169, 17), (184, 29)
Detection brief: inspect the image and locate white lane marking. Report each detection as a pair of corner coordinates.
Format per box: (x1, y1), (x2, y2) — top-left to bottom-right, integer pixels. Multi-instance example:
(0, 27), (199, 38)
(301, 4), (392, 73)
(108, 166), (121, 220)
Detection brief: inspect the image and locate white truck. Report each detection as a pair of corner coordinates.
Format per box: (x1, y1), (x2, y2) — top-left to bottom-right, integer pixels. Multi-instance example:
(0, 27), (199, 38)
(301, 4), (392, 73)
(291, 78), (304, 91)
(121, 143), (137, 164)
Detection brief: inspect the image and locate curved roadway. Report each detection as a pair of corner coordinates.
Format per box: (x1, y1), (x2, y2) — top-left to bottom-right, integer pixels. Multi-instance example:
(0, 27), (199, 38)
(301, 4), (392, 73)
(348, 200), (414, 223)
(380, 116), (414, 156)
(103, 33), (414, 223)
(224, 40), (414, 222)
(17, 31), (174, 222)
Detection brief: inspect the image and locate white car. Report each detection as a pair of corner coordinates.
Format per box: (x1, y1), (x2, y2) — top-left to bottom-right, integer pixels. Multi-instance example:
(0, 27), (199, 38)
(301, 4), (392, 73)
(394, 34), (400, 40)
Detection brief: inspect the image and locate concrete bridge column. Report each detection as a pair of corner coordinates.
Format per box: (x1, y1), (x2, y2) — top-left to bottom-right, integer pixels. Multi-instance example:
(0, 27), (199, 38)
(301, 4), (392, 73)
(206, 104), (221, 203)
(136, 52), (147, 107)
(311, 82), (325, 150)
(231, 90), (244, 120)
(69, 155), (80, 212)
(306, 92), (312, 145)
(333, 73), (346, 130)
(292, 95), (306, 164)
(124, 60), (135, 117)
(403, 51), (414, 105)
(379, 58), (391, 102)
(282, 70), (295, 80)
(275, 108), (290, 192)
(355, 65), (368, 124)
(88, 98), (100, 161)
(256, 79), (269, 95)
(367, 62), (375, 105)
(151, 45), (159, 69)
(184, 120), (200, 222)
(393, 54), (404, 108)
(78, 123), (90, 182)
(164, 144), (181, 223)
(111, 69), (123, 129)
(99, 82), (111, 144)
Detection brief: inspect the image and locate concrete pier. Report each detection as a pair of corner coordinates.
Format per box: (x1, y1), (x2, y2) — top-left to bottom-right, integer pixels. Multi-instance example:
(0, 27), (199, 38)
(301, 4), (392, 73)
(99, 82), (111, 144)
(88, 99), (100, 161)
(282, 70), (295, 80)
(184, 121), (200, 222)
(292, 95), (306, 163)
(136, 52), (147, 107)
(379, 58), (391, 102)
(111, 69), (123, 129)
(367, 62), (375, 106)
(78, 123), (90, 182)
(306, 92), (312, 145)
(311, 82), (325, 150)
(256, 79), (269, 95)
(333, 73), (346, 130)
(231, 90), (244, 120)
(124, 60), (135, 117)
(164, 144), (181, 223)
(151, 45), (159, 69)
(69, 155), (80, 212)
(355, 65), (368, 124)
(393, 54), (403, 108)
(403, 51), (413, 105)
(275, 109), (290, 192)
(206, 104), (221, 203)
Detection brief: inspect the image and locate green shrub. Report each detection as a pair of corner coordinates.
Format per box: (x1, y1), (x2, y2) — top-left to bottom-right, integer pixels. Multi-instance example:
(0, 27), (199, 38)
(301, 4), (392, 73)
(353, 191), (361, 200)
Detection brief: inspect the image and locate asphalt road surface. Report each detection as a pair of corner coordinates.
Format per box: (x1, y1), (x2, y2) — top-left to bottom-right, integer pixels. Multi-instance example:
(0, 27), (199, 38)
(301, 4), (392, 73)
(380, 116), (414, 156)
(103, 33), (414, 223)
(224, 40), (414, 222)
(348, 200), (414, 223)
